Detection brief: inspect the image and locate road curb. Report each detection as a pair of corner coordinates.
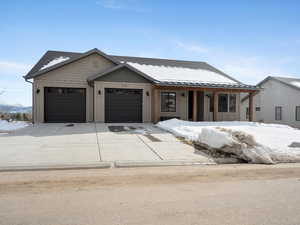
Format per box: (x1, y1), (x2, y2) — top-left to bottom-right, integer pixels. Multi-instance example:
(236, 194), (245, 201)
(114, 160), (216, 168)
(0, 162), (112, 172)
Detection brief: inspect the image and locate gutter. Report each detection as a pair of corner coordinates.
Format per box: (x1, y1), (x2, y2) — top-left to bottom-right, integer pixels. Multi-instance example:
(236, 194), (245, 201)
(24, 76), (34, 124)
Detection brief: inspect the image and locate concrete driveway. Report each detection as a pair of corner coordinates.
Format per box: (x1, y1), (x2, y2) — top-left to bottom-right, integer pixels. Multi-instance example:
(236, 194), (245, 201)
(0, 123), (211, 167)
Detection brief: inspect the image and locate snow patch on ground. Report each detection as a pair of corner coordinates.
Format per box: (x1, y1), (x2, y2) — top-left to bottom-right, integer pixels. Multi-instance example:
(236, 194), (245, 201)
(157, 119), (300, 164)
(0, 120), (29, 132)
(40, 56), (70, 70)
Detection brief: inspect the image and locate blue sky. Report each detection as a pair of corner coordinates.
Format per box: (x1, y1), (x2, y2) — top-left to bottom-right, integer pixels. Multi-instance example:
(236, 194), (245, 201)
(1, 0), (300, 106)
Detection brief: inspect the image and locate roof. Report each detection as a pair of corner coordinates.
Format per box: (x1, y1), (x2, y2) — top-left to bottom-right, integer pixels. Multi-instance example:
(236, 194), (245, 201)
(24, 48), (120, 79)
(241, 76), (300, 102)
(87, 63), (157, 83)
(110, 55), (241, 84)
(269, 76), (300, 91)
(24, 48), (258, 90)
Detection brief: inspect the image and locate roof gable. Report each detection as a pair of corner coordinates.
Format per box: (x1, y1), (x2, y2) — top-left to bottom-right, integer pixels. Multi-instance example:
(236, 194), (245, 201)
(87, 64), (156, 83)
(24, 48), (120, 79)
(258, 76), (300, 92)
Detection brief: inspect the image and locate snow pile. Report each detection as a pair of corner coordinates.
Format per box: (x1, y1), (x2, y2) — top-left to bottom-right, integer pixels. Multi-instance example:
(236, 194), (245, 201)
(40, 56), (70, 70)
(157, 119), (300, 164)
(291, 81), (300, 88)
(127, 62), (237, 84)
(0, 120), (29, 132)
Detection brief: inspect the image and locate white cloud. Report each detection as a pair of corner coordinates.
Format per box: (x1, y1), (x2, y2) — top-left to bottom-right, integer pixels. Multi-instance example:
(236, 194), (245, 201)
(96, 0), (150, 12)
(0, 60), (32, 106)
(173, 41), (291, 84)
(0, 60), (31, 76)
(174, 41), (209, 54)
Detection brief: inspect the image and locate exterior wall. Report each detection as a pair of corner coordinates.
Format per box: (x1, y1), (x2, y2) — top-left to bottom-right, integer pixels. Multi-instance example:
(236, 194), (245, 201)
(240, 93), (262, 122)
(94, 81), (153, 123)
(156, 89), (188, 121)
(33, 53), (115, 123)
(204, 91), (241, 121)
(241, 79), (300, 128)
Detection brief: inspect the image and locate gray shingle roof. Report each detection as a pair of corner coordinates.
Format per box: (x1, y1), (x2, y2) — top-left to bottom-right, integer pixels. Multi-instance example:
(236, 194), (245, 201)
(26, 50), (81, 77)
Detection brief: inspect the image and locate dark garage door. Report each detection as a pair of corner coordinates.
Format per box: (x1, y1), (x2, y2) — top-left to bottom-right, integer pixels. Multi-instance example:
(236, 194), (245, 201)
(105, 88), (142, 123)
(44, 87), (86, 123)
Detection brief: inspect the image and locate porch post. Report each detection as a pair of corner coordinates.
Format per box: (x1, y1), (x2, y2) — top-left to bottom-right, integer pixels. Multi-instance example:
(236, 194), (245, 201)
(153, 88), (160, 123)
(249, 92), (254, 122)
(193, 90), (198, 121)
(213, 92), (218, 121)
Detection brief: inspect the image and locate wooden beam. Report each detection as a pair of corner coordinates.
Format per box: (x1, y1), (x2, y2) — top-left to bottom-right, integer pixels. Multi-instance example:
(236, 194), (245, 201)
(249, 92), (254, 122)
(213, 92), (218, 121)
(153, 89), (160, 123)
(193, 91), (197, 121)
(155, 85), (257, 93)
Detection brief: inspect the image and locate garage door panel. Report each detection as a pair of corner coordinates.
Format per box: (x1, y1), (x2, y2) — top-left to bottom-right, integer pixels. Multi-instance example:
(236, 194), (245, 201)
(44, 87), (86, 123)
(105, 88), (142, 123)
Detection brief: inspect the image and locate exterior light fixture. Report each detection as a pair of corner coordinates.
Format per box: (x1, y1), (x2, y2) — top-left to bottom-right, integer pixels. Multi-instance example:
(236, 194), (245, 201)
(146, 91), (149, 96)
(98, 90), (101, 95)
(36, 89), (40, 94)
(181, 93), (185, 97)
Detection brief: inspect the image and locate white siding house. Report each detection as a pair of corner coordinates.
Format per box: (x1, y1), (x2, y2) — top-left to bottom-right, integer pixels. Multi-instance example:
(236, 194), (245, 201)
(241, 76), (300, 128)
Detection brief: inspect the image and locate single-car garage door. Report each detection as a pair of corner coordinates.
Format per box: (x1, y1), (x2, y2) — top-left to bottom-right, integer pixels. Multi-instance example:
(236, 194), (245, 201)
(105, 88), (142, 123)
(44, 87), (86, 123)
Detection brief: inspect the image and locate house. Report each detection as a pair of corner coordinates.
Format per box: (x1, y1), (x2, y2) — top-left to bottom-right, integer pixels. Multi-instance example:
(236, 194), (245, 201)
(23, 48), (258, 123)
(241, 76), (300, 128)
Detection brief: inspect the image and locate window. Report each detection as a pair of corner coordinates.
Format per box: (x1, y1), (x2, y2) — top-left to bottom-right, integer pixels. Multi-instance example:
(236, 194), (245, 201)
(296, 106), (300, 121)
(275, 106), (282, 120)
(161, 92), (176, 112)
(256, 107), (261, 111)
(229, 94), (236, 112)
(218, 94), (228, 112)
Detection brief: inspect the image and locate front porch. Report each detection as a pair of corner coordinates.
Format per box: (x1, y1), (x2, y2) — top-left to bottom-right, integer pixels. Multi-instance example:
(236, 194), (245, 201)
(152, 86), (256, 123)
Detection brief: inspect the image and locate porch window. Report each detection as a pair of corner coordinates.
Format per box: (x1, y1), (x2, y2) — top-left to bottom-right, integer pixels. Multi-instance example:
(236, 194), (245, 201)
(296, 106), (300, 121)
(218, 94), (228, 112)
(229, 94), (236, 112)
(161, 92), (176, 112)
(275, 106), (282, 120)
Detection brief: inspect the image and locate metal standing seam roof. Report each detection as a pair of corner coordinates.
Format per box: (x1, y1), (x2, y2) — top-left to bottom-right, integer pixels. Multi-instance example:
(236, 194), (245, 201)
(23, 48), (259, 90)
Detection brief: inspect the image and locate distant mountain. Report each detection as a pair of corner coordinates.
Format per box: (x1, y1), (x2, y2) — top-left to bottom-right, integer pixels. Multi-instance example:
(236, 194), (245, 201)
(0, 104), (32, 113)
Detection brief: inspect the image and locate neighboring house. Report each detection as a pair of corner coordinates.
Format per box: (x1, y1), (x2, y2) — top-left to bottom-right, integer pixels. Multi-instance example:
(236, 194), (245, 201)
(241, 76), (300, 128)
(23, 48), (258, 123)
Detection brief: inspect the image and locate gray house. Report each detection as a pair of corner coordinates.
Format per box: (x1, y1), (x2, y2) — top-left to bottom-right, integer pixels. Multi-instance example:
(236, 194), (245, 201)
(24, 48), (258, 123)
(241, 76), (300, 128)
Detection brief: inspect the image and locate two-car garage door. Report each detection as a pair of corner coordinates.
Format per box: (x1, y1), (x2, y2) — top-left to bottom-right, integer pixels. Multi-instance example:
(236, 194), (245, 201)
(44, 87), (142, 123)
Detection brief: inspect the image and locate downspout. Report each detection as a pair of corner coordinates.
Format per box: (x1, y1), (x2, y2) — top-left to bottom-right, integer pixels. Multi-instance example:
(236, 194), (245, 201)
(24, 77), (34, 124)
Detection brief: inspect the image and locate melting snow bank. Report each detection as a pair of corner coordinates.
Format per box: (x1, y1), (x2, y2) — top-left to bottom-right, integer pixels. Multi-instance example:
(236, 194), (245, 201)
(0, 120), (29, 132)
(157, 119), (300, 164)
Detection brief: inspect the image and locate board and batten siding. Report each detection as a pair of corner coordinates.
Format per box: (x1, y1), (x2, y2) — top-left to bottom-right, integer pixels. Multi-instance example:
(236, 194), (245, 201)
(33, 53), (115, 123)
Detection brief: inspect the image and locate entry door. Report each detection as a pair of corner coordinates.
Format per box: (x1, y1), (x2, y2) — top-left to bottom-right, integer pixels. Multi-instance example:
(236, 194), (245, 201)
(197, 91), (204, 121)
(105, 88), (143, 123)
